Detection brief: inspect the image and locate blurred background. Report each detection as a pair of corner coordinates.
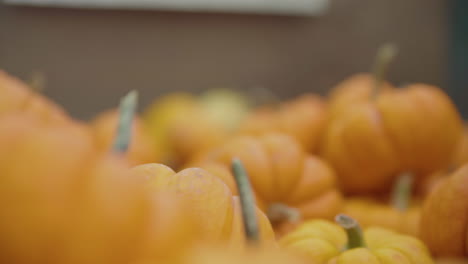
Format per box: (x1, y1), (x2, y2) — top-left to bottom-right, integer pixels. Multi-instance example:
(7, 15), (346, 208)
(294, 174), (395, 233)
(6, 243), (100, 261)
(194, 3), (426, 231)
(0, 0), (466, 119)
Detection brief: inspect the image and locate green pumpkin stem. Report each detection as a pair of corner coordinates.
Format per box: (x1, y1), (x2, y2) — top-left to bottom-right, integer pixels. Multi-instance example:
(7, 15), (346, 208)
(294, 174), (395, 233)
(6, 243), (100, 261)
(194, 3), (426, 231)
(267, 203), (301, 224)
(390, 172), (413, 211)
(112, 90), (138, 154)
(371, 43), (398, 98)
(335, 214), (366, 250)
(231, 158), (260, 245)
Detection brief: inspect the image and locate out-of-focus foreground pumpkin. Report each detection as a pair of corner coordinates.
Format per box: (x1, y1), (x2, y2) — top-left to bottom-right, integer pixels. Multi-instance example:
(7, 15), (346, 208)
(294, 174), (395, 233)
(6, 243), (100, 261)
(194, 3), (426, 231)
(420, 164), (468, 257)
(240, 94), (327, 153)
(0, 102), (199, 263)
(130, 161), (276, 248)
(321, 44), (463, 194)
(191, 132), (343, 234)
(343, 174), (420, 237)
(176, 245), (307, 264)
(281, 214), (434, 264)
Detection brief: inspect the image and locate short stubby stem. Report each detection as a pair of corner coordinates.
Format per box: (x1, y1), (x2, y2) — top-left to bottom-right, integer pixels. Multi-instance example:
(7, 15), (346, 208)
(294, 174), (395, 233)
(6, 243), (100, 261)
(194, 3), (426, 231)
(391, 172), (414, 212)
(335, 214), (366, 250)
(267, 203), (301, 224)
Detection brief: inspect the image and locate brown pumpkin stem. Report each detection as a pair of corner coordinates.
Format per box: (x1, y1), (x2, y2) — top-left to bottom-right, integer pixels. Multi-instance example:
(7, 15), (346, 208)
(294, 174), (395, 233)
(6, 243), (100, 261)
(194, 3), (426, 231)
(28, 70), (46, 93)
(335, 214), (366, 249)
(112, 90), (138, 154)
(267, 203), (301, 224)
(371, 43), (398, 98)
(390, 172), (413, 211)
(231, 158), (260, 245)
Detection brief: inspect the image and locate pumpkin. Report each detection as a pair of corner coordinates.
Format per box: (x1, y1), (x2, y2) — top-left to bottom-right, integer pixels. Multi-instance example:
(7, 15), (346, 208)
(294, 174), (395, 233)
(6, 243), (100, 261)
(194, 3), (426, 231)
(0, 100), (199, 263)
(343, 174), (420, 237)
(0, 69), (69, 123)
(321, 44), (463, 194)
(143, 92), (228, 167)
(129, 160), (276, 248)
(91, 109), (159, 165)
(240, 93), (327, 153)
(178, 245), (308, 264)
(420, 164), (468, 257)
(280, 214), (434, 264)
(191, 132), (343, 234)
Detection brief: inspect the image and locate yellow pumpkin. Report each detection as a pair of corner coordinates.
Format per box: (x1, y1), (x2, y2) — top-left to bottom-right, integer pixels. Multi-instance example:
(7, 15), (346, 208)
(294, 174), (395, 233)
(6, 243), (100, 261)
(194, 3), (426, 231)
(281, 214), (434, 264)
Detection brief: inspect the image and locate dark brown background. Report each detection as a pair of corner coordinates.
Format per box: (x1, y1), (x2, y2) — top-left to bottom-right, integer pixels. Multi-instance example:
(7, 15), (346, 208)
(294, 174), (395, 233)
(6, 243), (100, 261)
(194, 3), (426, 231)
(0, 0), (448, 120)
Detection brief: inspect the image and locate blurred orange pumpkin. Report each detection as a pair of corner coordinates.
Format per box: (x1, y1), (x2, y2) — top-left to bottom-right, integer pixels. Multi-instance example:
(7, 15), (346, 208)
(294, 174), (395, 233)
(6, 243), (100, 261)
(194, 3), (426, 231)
(179, 245), (307, 264)
(240, 94), (327, 153)
(321, 45), (462, 194)
(0, 112), (199, 264)
(91, 109), (159, 166)
(191, 133), (343, 234)
(130, 162), (276, 248)
(420, 164), (468, 257)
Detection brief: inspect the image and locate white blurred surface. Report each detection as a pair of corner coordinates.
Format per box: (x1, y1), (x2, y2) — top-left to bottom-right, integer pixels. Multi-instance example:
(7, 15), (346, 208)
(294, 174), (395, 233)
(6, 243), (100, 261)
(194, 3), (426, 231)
(4, 0), (328, 15)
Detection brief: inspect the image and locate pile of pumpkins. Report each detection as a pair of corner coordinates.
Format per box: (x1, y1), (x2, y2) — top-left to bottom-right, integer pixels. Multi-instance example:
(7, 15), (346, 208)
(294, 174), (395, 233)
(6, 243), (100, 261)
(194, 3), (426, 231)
(1, 44), (468, 264)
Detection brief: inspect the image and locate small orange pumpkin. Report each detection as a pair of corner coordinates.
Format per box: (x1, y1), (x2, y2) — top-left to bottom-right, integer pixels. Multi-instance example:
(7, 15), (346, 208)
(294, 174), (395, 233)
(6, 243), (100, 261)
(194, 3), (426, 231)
(420, 164), (468, 257)
(321, 44), (463, 194)
(240, 94), (327, 153)
(130, 161), (276, 248)
(191, 132), (343, 234)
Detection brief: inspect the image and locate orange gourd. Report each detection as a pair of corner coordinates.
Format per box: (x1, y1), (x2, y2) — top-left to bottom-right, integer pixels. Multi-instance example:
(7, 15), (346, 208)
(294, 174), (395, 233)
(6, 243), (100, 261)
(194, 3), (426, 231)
(240, 94), (327, 153)
(281, 214), (434, 264)
(343, 174), (420, 237)
(191, 132), (343, 234)
(420, 164), (468, 257)
(179, 245), (308, 264)
(0, 96), (199, 263)
(130, 160), (276, 248)
(321, 44), (463, 194)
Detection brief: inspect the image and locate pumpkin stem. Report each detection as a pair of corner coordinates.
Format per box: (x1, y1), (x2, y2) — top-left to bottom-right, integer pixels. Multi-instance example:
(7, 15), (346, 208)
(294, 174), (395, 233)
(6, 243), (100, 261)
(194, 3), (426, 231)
(28, 70), (46, 93)
(371, 43), (398, 98)
(267, 203), (301, 224)
(112, 90), (138, 154)
(390, 172), (413, 211)
(231, 158), (260, 245)
(335, 214), (366, 250)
